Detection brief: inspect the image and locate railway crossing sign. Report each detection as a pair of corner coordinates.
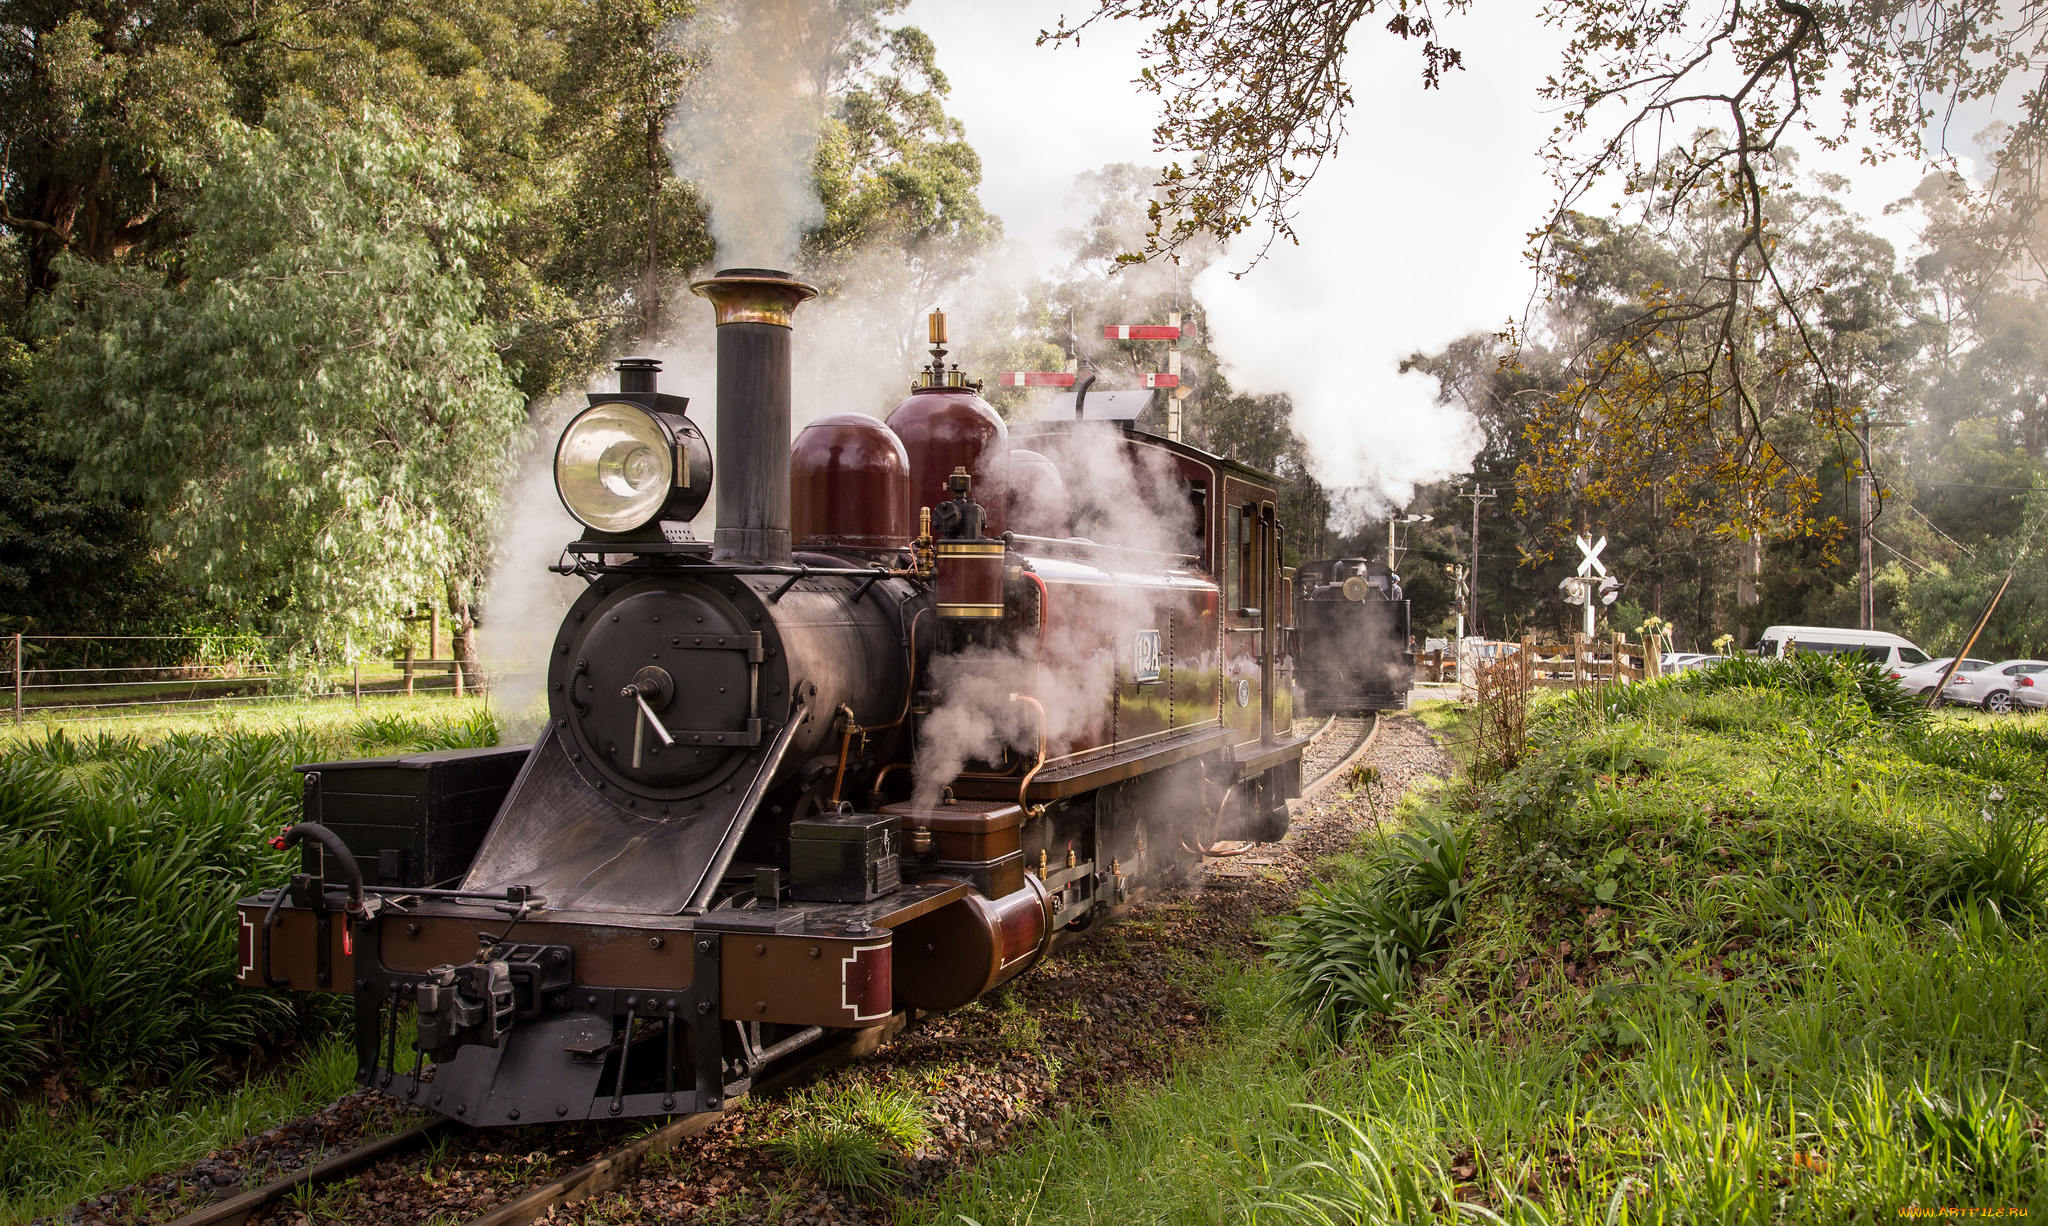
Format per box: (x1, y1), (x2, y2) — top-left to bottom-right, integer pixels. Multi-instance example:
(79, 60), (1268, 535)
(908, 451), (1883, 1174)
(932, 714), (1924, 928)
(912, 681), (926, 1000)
(1576, 535), (1607, 577)
(1562, 535), (1619, 635)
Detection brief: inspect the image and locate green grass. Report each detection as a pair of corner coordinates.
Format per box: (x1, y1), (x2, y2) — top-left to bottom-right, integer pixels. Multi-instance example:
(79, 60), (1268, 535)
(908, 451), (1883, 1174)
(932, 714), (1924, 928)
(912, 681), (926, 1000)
(0, 1034), (362, 1224)
(0, 703), (499, 1216)
(766, 1082), (933, 1195)
(922, 661), (2048, 1223)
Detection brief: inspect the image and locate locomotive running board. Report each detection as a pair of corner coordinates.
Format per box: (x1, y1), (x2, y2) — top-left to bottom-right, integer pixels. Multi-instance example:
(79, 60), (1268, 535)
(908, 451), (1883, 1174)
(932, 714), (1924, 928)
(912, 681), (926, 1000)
(947, 726), (1238, 802)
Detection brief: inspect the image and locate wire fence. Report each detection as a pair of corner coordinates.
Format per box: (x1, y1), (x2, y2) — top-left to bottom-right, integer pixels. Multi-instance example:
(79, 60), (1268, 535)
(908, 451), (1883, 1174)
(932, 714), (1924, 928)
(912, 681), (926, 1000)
(2, 633), (544, 723)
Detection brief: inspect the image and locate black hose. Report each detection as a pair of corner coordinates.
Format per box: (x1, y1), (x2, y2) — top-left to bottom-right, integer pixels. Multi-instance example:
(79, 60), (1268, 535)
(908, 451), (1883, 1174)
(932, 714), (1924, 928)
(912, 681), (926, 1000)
(280, 821), (365, 909)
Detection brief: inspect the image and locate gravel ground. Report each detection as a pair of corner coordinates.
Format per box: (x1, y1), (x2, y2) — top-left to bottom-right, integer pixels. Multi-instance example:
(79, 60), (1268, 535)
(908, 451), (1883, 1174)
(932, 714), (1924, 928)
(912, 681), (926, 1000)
(77, 712), (1454, 1226)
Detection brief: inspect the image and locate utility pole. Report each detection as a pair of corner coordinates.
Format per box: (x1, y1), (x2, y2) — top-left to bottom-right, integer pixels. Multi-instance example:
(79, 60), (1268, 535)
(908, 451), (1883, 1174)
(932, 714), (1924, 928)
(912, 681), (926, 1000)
(1387, 513), (1432, 573)
(1458, 486), (1497, 640)
(1858, 412), (1874, 630)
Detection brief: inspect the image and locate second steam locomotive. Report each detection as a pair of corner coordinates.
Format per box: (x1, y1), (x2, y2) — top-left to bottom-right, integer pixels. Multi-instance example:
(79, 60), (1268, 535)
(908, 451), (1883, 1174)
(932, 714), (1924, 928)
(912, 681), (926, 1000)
(239, 270), (1309, 1126)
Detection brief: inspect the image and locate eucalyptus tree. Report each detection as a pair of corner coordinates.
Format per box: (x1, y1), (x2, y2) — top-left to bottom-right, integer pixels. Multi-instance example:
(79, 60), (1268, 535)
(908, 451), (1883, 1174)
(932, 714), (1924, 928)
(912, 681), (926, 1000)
(33, 102), (526, 670)
(1044, 0), (2048, 553)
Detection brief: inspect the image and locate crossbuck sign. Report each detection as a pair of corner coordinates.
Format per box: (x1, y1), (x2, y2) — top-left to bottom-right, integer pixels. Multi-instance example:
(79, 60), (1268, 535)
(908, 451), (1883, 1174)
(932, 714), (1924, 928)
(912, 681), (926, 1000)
(1576, 535), (1607, 578)
(1560, 535), (1620, 635)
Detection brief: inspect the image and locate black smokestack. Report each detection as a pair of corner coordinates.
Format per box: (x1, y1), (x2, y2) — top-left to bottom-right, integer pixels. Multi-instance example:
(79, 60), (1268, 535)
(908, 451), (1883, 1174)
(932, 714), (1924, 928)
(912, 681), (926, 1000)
(688, 268), (818, 564)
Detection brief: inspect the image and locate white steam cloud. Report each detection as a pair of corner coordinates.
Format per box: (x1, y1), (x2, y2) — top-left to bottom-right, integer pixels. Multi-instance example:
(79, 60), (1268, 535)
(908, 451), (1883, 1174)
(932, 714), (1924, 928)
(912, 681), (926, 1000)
(911, 423), (1212, 809)
(666, 0), (826, 269)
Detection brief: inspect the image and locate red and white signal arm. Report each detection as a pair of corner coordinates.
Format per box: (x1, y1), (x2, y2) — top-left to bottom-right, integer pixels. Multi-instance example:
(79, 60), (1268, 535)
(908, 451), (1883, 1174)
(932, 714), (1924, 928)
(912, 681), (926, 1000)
(1141, 373), (1180, 388)
(1104, 325), (1182, 340)
(998, 372), (1078, 387)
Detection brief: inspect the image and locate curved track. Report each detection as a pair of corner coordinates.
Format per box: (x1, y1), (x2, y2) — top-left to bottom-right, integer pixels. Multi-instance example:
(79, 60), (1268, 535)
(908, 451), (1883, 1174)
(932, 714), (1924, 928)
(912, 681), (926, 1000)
(1295, 712), (1381, 805)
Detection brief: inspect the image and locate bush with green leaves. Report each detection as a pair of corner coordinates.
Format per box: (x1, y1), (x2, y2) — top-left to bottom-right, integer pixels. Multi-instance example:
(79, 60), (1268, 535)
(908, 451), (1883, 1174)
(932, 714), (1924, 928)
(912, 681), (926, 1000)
(1267, 815), (1472, 1041)
(0, 709), (499, 1094)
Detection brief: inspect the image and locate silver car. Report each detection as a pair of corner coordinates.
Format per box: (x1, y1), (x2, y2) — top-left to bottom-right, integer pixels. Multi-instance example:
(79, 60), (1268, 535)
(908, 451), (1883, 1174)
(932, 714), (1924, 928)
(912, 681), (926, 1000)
(2016, 668), (2048, 712)
(1894, 656), (1994, 697)
(1938, 659), (2048, 713)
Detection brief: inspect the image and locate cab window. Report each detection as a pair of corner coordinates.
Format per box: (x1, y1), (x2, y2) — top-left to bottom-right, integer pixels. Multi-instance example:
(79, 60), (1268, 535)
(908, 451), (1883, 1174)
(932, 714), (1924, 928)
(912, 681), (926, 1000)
(1898, 647), (1929, 665)
(1225, 504), (1244, 609)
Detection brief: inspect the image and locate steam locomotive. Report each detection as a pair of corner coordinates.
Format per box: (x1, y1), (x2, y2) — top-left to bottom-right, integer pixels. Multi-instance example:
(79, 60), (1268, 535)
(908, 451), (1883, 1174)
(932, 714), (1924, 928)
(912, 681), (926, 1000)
(1294, 558), (1415, 712)
(237, 270), (1308, 1126)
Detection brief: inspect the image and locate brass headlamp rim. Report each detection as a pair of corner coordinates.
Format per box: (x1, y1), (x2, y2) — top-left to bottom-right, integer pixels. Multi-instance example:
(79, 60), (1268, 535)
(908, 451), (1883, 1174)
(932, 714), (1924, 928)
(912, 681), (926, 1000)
(689, 269), (819, 328)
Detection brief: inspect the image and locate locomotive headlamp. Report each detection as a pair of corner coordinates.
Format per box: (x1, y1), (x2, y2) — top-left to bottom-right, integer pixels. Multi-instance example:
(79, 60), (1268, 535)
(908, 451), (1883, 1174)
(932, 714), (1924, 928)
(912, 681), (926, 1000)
(555, 402), (678, 533)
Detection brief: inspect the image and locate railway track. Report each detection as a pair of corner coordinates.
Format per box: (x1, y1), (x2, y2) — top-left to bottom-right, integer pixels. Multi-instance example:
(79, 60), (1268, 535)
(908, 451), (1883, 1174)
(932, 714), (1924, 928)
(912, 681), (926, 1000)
(1295, 711), (1380, 805)
(151, 721), (1391, 1226)
(156, 1022), (901, 1226)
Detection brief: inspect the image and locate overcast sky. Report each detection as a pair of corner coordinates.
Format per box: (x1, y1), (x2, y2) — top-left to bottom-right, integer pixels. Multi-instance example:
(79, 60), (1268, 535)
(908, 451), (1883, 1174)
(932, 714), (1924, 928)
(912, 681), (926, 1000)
(903, 2), (1941, 521)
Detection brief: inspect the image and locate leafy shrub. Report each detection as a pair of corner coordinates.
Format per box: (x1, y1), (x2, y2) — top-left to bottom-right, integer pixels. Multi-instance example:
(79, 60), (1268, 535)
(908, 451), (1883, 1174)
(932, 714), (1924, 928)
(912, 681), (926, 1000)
(1268, 815), (1472, 1041)
(1680, 651), (1927, 725)
(0, 711), (497, 1096)
(1924, 792), (2048, 921)
(766, 1083), (931, 1194)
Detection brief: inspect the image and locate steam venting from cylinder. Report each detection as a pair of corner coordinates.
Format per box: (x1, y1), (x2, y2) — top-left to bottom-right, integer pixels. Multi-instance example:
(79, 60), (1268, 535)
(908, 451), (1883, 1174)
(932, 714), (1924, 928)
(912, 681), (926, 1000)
(689, 268), (819, 564)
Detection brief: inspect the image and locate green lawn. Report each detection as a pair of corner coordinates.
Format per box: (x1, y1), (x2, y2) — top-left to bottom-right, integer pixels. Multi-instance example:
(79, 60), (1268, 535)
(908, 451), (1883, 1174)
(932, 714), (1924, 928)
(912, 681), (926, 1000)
(921, 662), (2048, 1223)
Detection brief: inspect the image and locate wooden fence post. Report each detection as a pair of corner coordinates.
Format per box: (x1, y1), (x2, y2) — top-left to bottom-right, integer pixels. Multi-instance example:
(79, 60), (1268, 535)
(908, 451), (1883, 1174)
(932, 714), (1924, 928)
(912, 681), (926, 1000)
(403, 642), (415, 697)
(12, 633), (20, 724)
(1611, 632), (1626, 683)
(1573, 634), (1586, 687)
(353, 662), (361, 709)
(1646, 632), (1663, 679)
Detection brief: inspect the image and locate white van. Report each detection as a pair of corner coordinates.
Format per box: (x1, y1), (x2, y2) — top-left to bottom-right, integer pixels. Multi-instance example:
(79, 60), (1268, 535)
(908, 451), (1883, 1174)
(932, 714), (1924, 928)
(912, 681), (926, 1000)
(1753, 625), (1932, 670)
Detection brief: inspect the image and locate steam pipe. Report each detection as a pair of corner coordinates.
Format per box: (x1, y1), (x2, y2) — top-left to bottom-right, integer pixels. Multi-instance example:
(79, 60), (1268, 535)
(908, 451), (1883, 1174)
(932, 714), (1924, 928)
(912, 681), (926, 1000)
(1009, 693), (1048, 816)
(868, 760), (911, 802)
(829, 704), (859, 806)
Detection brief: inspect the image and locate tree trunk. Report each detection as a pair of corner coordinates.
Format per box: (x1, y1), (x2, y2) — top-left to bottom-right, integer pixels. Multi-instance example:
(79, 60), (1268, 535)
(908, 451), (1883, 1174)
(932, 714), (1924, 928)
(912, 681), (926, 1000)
(447, 576), (483, 695)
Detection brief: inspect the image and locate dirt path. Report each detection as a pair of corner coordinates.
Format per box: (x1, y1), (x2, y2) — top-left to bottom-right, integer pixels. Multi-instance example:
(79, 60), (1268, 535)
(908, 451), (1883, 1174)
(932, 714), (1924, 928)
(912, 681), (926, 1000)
(85, 714), (1456, 1226)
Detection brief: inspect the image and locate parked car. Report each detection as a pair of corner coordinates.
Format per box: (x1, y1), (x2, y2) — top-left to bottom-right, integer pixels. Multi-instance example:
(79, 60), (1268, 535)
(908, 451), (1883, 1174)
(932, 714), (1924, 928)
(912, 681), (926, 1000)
(1754, 625), (1932, 670)
(1938, 659), (2048, 713)
(1660, 652), (1717, 674)
(2017, 670), (2048, 712)
(1893, 656), (1994, 697)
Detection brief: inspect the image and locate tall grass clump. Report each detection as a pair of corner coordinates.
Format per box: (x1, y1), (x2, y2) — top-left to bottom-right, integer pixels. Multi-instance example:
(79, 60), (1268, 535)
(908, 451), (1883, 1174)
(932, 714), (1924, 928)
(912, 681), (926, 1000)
(0, 704), (501, 1209)
(1267, 815), (1472, 1041)
(767, 1082), (932, 1195)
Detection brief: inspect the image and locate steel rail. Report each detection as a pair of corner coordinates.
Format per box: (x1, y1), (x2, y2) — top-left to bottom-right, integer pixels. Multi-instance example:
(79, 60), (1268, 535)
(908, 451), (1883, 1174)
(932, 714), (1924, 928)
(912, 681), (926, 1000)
(455, 1020), (903, 1226)
(160, 1119), (449, 1226)
(1291, 713), (1383, 809)
(152, 1017), (903, 1226)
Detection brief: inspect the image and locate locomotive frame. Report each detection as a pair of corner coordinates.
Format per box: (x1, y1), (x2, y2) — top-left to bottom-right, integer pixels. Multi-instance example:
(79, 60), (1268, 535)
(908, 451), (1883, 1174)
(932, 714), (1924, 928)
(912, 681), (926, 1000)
(237, 270), (1308, 1127)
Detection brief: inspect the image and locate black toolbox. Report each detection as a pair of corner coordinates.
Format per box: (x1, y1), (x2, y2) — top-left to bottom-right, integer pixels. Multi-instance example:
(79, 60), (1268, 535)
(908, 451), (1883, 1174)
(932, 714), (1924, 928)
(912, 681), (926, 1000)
(788, 810), (902, 903)
(294, 745), (531, 888)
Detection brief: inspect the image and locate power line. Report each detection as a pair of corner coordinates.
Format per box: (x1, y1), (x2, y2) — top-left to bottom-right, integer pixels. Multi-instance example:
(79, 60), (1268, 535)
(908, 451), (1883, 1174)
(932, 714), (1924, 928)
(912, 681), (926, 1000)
(1910, 478), (2047, 492)
(1872, 535), (1939, 576)
(1900, 500), (1977, 558)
